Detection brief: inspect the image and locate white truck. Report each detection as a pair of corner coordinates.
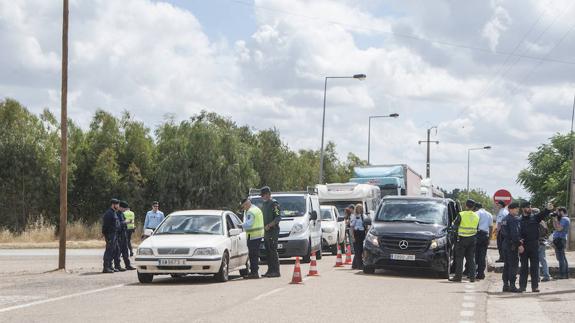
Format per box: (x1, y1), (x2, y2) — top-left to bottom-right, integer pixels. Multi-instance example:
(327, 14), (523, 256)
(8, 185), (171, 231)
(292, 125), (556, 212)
(350, 164), (422, 198)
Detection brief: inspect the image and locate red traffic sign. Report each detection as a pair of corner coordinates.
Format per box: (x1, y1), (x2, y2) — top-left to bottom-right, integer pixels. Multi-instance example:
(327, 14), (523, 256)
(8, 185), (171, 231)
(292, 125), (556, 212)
(493, 189), (512, 205)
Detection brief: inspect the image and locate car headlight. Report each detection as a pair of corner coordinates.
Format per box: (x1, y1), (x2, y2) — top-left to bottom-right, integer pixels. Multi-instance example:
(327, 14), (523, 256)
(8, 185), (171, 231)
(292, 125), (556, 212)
(193, 247), (219, 256)
(291, 223), (307, 234)
(138, 248), (153, 255)
(322, 227), (335, 233)
(366, 232), (379, 247)
(430, 236), (447, 250)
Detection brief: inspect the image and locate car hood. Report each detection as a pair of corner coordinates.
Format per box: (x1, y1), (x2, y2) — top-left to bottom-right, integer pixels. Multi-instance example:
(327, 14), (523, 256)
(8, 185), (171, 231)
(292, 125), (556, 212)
(140, 234), (227, 249)
(370, 222), (447, 239)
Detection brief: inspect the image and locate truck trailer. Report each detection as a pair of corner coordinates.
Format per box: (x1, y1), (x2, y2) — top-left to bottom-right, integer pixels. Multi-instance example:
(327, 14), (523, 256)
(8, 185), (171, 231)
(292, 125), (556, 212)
(350, 164), (422, 197)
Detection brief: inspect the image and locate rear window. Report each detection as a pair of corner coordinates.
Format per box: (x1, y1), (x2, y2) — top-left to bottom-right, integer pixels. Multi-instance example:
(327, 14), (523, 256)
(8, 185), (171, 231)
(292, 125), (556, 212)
(376, 200), (447, 225)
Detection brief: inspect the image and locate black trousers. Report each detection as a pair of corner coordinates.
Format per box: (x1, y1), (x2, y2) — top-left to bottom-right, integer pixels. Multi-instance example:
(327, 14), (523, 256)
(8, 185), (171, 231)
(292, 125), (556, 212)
(496, 229), (504, 260)
(352, 230), (366, 269)
(454, 235), (476, 279)
(114, 230), (131, 268)
(247, 238), (261, 275)
(103, 233), (117, 269)
(502, 245), (519, 287)
(519, 242), (539, 290)
(475, 231), (489, 278)
(264, 234), (280, 274)
(126, 229), (134, 255)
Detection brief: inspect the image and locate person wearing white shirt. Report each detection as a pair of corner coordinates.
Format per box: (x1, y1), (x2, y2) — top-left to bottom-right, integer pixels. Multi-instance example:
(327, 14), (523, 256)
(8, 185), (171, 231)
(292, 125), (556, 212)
(475, 203), (493, 280)
(495, 200), (508, 262)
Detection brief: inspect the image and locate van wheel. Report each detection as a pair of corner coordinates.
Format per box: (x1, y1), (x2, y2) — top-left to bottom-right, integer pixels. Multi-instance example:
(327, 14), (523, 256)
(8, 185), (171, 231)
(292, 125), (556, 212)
(215, 252), (229, 282)
(137, 272), (153, 284)
(442, 247), (452, 279)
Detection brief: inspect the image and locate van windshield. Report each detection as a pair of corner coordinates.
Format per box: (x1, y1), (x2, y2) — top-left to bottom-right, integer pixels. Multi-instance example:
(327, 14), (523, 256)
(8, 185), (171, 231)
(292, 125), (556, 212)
(320, 208), (333, 220)
(376, 200), (446, 225)
(250, 196), (306, 217)
(331, 201), (361, 218)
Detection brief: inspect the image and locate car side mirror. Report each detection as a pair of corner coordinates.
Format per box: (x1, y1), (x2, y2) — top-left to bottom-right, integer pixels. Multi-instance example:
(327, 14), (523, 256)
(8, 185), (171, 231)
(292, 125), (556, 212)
(337, 216), (345, 222)
(310, 211), (318, 221)
(363, 218), (372, 226)
(229, 228), (242, 236)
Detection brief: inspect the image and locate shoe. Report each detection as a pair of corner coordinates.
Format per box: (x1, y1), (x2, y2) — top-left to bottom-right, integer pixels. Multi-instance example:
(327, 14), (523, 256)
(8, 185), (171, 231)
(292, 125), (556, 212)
(117, 267), (126, 272)
(495, 259), (504, 263)
(519, 287), (526, 292)
(532, 288), (540, 293)
(125, 266), (136, 271)
(267, 272), (281, 278)
(476, 275), (485, 280)
(113, 268), (120, 272)
(509, 286), (522, 293)
(245, 274), (260, 279)
(502, 285), (510, 292)
(469, 278), (476, 283)
(449, 277), (462, 282)
(130, 253), (134, 257)
(541, 277), (551, 282)
(102, 268), (114, 273)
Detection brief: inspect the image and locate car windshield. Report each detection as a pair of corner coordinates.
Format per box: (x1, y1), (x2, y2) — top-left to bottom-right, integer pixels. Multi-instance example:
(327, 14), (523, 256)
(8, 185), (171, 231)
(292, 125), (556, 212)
(250, 196), (306, 217)
(320, 208), (333, 220)
(376, 200), (446, 225)
(155, 214), (223, 235)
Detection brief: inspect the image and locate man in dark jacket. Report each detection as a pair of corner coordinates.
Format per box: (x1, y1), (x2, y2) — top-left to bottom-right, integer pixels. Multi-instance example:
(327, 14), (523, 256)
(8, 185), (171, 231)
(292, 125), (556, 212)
(501, 202), (522, 292)
(102, 198), (120, 273)
(260, 186), (281, 278)
(519, 202), (552, 292)
(116, 201), (135, 271)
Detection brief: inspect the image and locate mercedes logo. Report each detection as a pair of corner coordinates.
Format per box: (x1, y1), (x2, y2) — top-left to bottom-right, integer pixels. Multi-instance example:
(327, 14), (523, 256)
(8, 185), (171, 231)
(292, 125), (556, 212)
(398, 240), (409, 250)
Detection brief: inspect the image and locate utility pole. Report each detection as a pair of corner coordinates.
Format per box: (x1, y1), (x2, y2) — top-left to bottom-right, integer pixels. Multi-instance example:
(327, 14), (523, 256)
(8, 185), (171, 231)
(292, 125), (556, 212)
(569, 94), (575, 250)
(58, 0), (69, 270)
(418, 126), (439, 178)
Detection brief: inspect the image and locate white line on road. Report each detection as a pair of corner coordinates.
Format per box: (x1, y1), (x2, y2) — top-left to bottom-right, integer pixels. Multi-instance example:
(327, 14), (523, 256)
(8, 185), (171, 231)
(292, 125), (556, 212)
(0, 284), (125, 314)
(460, 310), (475, 317)
(462, 302), (476, 308)
(463, 295), (476, 301)
(253, 288), (284, 301)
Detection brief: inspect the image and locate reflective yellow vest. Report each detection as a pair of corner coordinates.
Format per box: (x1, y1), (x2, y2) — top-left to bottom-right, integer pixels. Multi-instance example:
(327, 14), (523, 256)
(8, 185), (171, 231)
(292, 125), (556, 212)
(458, 211), (479, 237)
(245, 205), (264, 239)
(123, 210), (135, 230)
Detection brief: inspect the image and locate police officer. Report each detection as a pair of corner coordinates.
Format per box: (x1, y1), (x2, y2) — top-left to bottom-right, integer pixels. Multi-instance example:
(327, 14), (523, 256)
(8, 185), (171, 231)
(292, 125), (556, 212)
(501, 202), (522, 293)
(474, 203), (493, 280)
(240, 198), (265, 279)
(450, 199), (480, 282)
(123, 204), (136, 256)
(260, 186), (281, 278)
(519, 201), (552, 292)
(102, 198), (120, 273)
(113, 201), (135, 271)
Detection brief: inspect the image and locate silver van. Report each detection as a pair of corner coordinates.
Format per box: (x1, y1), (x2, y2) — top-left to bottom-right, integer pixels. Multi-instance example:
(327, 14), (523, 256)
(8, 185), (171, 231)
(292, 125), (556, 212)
(249, 187), (322, 263)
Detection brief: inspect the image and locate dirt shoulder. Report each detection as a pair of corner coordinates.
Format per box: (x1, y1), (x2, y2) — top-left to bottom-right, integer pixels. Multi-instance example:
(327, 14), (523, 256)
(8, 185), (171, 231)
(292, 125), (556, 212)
(0, 240), (106, 249)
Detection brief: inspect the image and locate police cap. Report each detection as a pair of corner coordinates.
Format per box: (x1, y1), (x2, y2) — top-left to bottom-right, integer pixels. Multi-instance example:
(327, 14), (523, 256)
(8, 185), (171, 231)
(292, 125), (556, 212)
(110, 198), (120, 205)
(119, 201), (129, 208)
(521, 201), (531, 208)
(465, 199), (476, 208)
(508, 202), (520, 210)
(260, 186), (271, 195)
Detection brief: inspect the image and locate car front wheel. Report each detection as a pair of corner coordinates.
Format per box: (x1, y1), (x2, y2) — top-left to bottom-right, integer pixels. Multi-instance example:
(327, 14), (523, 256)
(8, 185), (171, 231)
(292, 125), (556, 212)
(215, 252), (229, 282)
(137, 272), (153, 284)
(363, 266), (375, 274)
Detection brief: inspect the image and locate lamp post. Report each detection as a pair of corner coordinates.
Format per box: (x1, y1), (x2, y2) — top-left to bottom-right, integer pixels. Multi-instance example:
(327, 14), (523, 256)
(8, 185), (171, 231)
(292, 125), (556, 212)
(318, 74), (366, 184)
(367, 113), (399, 165)
(467, 146), (492, 199)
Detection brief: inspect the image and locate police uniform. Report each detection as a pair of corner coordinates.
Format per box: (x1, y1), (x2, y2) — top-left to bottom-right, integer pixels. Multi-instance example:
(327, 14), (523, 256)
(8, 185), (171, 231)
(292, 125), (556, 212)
(452, 201), (480, 282)
(261, 187), (281, 277)
(241, 200), (265, 278)
(102, 199), (120, 273)
(114, 201), (134, 271)
(123, 208), (136, 256)
(519, 204), (550, 292)
(501, 203), (522, 292)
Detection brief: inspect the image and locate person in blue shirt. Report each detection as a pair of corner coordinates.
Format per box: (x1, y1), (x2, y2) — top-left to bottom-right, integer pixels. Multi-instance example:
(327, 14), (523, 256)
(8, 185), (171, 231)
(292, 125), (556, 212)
(552, 207), (571, 279)
(474, 203), (493, 280)
(501, 202), (522, 293)
(144, 201), (165, 230)
(350, 203), (366, 270)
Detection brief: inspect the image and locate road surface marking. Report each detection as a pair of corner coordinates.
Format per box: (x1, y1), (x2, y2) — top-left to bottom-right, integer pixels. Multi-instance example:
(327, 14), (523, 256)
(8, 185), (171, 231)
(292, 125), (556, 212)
(465, 284), (475, 289)
(462, 302), (476, 308)
(0, 284), (125, 314)
(463, 295), (475, 301)
(460, 310), (475, 317)
(253, 288), (284, 301)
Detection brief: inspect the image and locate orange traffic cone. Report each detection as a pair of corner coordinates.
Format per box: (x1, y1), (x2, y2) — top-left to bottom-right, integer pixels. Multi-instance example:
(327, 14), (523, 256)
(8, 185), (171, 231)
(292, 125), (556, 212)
(290, 256), (303, 284)
(307, 252), (319, 276)
(334, 244), (343, 267)
(344, 244), (352, 265)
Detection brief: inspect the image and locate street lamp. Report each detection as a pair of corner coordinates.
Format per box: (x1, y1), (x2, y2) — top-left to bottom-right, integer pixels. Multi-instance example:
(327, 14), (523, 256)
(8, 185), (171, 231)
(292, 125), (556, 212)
(367, 113), (399, 165)
(318, 74), (367, 184)
(467, 146), (492, 199)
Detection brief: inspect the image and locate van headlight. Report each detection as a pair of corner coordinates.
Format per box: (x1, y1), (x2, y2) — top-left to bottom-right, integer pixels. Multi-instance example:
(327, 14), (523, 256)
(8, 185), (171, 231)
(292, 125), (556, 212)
(291, 223), (307, 235)
(430, 236), (447, 250)
(366, 232), (379, 247)
(138, 248), (153, 255)
(193, 248), (219, 256)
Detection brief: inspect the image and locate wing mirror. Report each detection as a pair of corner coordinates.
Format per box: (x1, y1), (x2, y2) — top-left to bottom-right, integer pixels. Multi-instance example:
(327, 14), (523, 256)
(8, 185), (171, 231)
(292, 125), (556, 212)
(229, 228), (242, 236)
(309, 210), (318, 221)
(337, 216), (345, 222)
(363, 218), (372, 226)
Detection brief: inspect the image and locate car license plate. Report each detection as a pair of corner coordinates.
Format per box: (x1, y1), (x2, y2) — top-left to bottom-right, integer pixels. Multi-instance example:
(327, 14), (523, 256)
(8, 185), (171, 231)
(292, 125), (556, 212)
(277, 244), (283, 249)
(158, 259), (186, 266)
(391, 254), (415, 261)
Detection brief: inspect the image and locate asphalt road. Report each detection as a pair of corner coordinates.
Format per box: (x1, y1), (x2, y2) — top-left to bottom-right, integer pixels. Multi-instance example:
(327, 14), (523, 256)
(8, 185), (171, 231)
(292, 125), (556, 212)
(0, 249), (573, 323)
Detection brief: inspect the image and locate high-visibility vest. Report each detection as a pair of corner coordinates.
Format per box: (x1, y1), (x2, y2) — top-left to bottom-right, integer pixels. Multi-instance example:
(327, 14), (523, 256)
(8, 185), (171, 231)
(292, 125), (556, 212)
(123, 210), (135, 230)
(458, 211), (480, 237)
(245, 206), (264, 239)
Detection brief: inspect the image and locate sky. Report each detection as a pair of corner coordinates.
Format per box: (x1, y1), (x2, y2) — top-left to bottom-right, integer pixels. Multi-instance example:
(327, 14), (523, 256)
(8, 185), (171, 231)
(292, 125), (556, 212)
(2, 0), (575, 201)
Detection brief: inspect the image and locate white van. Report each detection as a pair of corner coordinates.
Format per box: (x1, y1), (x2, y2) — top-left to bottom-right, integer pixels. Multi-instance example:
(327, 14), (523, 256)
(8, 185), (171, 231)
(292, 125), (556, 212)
(317, 183), (382, 219)
(249, 188), (322, 263)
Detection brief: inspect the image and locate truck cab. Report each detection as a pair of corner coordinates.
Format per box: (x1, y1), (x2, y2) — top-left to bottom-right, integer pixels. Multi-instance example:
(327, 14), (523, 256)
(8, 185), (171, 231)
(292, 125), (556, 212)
(249, 188), (322, 263)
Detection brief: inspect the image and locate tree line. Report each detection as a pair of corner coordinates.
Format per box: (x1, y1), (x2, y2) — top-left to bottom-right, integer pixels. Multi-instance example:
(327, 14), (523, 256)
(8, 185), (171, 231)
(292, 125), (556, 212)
(0, 98), (366, 232)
